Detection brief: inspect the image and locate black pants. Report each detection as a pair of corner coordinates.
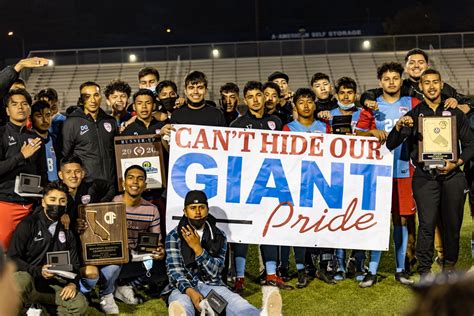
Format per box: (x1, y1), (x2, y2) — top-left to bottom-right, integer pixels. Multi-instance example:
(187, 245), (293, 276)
(412, 172), (467, 273)
(117, 259), (168, 289)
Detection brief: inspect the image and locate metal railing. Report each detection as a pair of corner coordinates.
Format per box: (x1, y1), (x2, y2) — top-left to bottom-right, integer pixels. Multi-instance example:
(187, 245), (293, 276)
(27, 32), (474, 66)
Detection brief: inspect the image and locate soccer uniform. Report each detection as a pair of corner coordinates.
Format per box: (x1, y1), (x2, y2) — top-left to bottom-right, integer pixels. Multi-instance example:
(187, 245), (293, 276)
(283, 119), (328, 133)
(356, 95), (419, 216)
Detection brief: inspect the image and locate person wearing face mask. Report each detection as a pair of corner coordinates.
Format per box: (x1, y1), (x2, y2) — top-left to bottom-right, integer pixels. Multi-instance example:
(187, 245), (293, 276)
(8, 181), (88, 315)
(327, 77), (362, 133)
(164, 190), (282, 316)
(138, 67), (160, 93)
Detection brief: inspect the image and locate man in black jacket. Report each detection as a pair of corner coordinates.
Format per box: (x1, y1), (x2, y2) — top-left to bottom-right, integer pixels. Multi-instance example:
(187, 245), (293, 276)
(122, 89), (166, 136)
(310, 72), (338, 119)
(386, 69), (474, 276)
(268, 71), (294, 126)
(0, 57), (50, 125)
(0, 89), (47, 249)
(62, 82), (118, 185)
(8, 181), (88, 315)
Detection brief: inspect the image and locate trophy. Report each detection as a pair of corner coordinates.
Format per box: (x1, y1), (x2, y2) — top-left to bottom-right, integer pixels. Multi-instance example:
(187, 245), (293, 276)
(418, 116), (457, 169)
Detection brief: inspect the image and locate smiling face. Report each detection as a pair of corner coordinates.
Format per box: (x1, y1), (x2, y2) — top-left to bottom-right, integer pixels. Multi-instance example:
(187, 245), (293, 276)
(405, 54), (428, 81)
(185, 82), (207, 104)
(59, 162), (85, 191)
(419, 73), (443, 103)
(107, 91), (129, 112)
(123, 168), (147, 198)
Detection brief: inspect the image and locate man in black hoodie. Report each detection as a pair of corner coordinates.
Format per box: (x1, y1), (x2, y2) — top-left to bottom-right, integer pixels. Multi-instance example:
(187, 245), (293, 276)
(62, 82), (118, 185)
(0, 89), (47, 249)
(8, 181), (88, 315)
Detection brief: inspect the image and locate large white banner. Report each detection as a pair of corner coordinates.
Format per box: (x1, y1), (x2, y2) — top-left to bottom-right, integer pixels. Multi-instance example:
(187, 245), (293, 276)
(166, 125), (394, 251)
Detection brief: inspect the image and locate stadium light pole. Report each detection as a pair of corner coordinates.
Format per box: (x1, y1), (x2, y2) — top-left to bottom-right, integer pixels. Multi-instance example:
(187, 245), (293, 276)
(7, 31), (25, 58)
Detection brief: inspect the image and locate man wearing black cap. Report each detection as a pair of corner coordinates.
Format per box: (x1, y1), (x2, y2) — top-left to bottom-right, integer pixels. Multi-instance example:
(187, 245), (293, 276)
(164, 190), (282, 316)
(268, 71), (294, 125)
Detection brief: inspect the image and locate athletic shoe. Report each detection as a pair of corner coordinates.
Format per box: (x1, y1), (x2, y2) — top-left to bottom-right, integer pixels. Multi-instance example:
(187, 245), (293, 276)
(395, 271), (414, 285)
(405, 257), (417, 275)
(296, 270), (308, 288)
(435, 256), (444, 268)
(333, 271), (345, 281)
(266, 274), (294, 290)
(258, 270), (267, 285)
(355, 271), (365, 282)
(277, 267), (292, 282)
(115, 285), (143, 304)
(316, 270), (336, 284)
(233, 277), (245, 293)
(168, 301), (187, 316)
(100, 293), (119, 314)
(261, 286), (282, 316)
(359, 272), (377, 288)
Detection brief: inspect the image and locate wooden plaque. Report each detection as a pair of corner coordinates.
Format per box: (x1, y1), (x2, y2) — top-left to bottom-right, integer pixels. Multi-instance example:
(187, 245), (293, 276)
(418, 116), (458, 164)
(114, 134), (167, 191)
(79, 202), (129, 265)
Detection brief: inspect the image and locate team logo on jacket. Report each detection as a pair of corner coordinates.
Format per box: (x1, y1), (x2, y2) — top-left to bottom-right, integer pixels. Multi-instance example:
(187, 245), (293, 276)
(399, 107), (408, 115)
(8, 136), (16, 146)
(81, 195), (91, 204)
(267, 121), (276, 130)
(80, 125), (89, 135)
(104, 122), (112, 133)
(58, 231), (66, 243)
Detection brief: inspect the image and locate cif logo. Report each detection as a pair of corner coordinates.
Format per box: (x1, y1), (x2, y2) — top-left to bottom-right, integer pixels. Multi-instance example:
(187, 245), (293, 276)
(104, 212), (116, 224)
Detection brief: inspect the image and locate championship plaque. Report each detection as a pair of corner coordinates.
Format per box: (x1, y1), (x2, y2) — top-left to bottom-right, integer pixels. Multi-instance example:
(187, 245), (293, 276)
(418, 116), (457, 168)
(114, 134), (167, 191)
(79, 202), (129, 265)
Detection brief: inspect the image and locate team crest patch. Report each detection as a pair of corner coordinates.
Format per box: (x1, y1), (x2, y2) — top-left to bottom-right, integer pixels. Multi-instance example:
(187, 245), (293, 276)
(58, 231), (66, 243)
(399, 107), (408, 115)
(27, 138), (35, 145)
(267, 121), (276, 130)
(81, 195), (91, 205)
(104, 122), (112, 132)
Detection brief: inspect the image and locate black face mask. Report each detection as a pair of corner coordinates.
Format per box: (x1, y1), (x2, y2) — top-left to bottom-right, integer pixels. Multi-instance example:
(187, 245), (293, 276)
(186, 98), (206, 108)
(160, 96), (178, 112)
(45, 205), (67, 221)
(188, 217), (207, 229)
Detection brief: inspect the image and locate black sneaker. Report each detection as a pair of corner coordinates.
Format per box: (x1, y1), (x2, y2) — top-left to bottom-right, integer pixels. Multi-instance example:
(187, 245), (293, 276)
(395, 271), (414, 285)
(317, 270), (336, 285)
(258, 270), (267, 285)
(277, 267), (292, 282)
(359, 272), (377, 288)
(296, 270), (308, 288)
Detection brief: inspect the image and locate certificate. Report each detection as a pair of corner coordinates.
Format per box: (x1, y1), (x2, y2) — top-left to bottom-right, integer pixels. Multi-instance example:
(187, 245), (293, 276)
(418, 116), (457, 163)
(114, 134), (167, 191)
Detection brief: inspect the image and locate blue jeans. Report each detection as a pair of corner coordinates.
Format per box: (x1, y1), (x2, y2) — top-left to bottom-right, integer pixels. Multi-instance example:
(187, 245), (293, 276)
(80, 265), (121, 296)
(168, 282), (260, 316)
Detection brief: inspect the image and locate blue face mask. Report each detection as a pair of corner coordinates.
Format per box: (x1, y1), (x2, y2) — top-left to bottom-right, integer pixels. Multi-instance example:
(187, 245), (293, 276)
(147, 86), (157, 94)
(338, 101), (355, 111)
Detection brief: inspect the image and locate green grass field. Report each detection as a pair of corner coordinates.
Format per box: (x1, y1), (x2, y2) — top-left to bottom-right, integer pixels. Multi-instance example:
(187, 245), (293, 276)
(87, 207), (473, 315)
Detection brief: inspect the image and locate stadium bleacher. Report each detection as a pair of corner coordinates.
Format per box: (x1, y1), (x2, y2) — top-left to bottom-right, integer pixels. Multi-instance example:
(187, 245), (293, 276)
(25, 48), (474, 111)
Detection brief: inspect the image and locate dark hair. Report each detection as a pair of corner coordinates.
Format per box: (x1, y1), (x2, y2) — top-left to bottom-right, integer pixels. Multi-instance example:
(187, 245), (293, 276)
(377, 62), (405, 80)
(35, 87), (58, 102)
(293, 88), (316, 103)
(243, 81), (263, 97)
(60, 155), (83, 168)
(184, 71), (208, 88)
(43, 181), (69, 196)
(405, 48), (429, 63)
(220, 82), (239, 95)
(262, 81), (281, 97)
(420, 69), (442, 80)
(138, 67), (160, 81)
(3, 89), (32, 107)
(157, 80), (178, 96)
(310, 72), (331, 86)
(30, 100), (51, 117)
(12, 78), (26, 87)
(133, 89), (156, 103)
(79, 81), (101, 92)
(104, 79), (132, 98)
(124, 165), (147, 180)
(334, 77), (357, 93)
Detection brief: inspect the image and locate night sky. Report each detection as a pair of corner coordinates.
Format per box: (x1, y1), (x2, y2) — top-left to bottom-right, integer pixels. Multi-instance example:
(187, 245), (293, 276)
(1, 0), (473, 64)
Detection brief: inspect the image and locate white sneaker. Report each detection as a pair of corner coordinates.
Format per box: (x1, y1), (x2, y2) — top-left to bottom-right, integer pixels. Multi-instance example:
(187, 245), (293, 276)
(168, 301), (187, 316)
(114, 285), (142, 305)
(26, 307), (42, 316)
(260, 286), (282, 316)
(100, 293), (119, 314)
